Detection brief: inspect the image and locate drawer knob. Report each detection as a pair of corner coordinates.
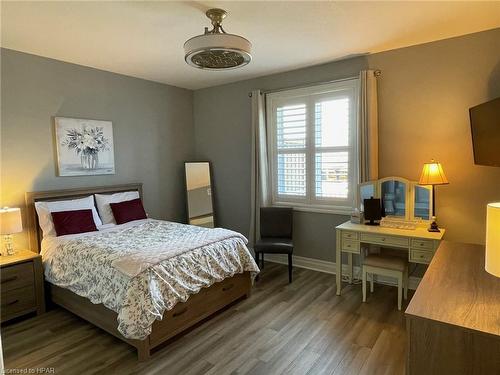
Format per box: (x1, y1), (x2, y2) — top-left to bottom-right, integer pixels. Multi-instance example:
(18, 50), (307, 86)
(1, 276), (18, 284)
(381, 238), (385, 241)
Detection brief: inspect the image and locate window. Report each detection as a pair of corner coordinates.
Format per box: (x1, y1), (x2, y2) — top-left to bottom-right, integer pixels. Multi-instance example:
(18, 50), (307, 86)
(267, 79), (359, 214)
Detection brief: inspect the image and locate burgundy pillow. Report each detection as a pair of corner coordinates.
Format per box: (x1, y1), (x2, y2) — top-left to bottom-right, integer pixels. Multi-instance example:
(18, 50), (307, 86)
(110, 198), (147, 224)
(51, 209), (98, 237)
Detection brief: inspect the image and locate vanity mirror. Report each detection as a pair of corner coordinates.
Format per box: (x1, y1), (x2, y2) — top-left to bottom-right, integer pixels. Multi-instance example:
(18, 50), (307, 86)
(185, 161), (215, 228)
(380, 178), (407, 218)
(413, 185), (432, 220)
(359, 182), (376, 211)
(358, 176), (433, 225)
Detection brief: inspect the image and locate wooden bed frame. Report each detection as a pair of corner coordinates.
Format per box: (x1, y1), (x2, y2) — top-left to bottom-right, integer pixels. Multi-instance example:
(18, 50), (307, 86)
(25, 184), (252, 361)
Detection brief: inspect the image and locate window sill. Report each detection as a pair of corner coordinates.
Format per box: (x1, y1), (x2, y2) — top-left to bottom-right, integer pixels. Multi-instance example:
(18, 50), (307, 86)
(272, 202), (353, 216)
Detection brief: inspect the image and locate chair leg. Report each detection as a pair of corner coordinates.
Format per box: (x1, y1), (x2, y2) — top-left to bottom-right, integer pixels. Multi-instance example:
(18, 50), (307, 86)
(370, 274), (374, 293)
(261, 253), (264, 269)
(397, 273), (403, 311)
(362, 266), (367, 302)
(288, 253), (293, 283)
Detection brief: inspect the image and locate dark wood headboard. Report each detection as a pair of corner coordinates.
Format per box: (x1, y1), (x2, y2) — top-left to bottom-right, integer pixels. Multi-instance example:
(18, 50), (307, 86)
(25, 183), (143, 253)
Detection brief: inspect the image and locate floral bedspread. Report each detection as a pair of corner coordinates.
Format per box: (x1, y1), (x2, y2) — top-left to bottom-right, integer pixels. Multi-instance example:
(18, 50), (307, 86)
(42, 219), (259, 340)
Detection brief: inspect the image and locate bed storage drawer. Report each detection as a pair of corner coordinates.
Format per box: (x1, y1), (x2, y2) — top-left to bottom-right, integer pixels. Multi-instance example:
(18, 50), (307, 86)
(149, 272), (250, 347)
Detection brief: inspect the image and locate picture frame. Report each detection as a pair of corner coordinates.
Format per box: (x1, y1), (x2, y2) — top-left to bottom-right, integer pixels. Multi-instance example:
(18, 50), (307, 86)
(54, 117), (115, 176)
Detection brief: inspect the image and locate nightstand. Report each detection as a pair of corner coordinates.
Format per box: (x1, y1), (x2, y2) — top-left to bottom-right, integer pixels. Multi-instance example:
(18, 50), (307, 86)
(1, 250), (45, 323)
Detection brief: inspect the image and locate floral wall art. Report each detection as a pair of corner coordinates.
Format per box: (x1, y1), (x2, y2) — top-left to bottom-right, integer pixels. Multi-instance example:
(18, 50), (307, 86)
(54, 117), (115, 176)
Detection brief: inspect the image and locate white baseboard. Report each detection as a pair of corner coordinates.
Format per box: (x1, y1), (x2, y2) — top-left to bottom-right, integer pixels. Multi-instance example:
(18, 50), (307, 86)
(264, 253), (420, 290)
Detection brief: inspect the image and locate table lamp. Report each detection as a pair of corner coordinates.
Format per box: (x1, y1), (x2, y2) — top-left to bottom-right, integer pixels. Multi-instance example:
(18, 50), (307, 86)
(0, 207), (23, 255)
(485, 203), (500, 277)
(419, 159), (449, 232)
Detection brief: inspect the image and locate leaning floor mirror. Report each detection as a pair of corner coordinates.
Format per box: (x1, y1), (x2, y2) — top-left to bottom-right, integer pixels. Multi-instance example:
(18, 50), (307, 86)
(184, 161), (215, 228)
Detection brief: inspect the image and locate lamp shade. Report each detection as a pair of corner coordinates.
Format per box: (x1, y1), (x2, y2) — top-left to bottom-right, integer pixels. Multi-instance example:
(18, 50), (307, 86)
(419, 160), (449, 185)
(485, 202), (500, 277)
(0, 207), (23, 235)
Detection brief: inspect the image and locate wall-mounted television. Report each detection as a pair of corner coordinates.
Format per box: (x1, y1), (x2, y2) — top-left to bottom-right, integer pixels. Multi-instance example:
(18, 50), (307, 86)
(470, 97), (500, 167)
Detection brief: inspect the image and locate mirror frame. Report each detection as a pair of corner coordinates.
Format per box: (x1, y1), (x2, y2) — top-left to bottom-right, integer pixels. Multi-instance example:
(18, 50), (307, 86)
(184, 161), (216, 227)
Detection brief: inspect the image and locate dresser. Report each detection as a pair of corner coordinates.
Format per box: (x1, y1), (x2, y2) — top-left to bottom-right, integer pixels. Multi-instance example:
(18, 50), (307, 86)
(335, 221), (445, 295)
(405, 241), (500, 374)
(1, 250), (45, 323)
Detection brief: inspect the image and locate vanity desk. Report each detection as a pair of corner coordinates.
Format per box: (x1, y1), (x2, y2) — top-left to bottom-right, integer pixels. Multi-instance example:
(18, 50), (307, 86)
(336, 176), (445, 295)
(335, 222), (444, 295)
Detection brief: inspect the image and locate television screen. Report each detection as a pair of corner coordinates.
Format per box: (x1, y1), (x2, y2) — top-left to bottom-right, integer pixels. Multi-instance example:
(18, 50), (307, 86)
(470, 97), (500, 167)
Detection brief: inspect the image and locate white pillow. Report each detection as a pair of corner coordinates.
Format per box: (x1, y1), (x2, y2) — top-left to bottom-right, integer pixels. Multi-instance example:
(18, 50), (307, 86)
(35, 195), (102, 237)
(95, 191), (140, 225)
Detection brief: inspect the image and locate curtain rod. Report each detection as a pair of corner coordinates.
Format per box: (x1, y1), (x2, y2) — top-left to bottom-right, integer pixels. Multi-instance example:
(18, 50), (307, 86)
(248, 69), (381, 97)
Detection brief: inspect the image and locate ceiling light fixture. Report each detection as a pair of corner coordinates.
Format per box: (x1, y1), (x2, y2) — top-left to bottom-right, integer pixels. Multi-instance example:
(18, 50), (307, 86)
(184, 8), (251, 70)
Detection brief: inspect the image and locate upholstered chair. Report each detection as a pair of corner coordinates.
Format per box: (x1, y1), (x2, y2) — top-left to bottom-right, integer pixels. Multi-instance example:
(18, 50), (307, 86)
(254, 207), (294, 283)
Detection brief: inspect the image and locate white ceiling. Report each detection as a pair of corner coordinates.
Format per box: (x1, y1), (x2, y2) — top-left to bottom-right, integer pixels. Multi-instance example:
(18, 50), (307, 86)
(2, 1), (499, 90)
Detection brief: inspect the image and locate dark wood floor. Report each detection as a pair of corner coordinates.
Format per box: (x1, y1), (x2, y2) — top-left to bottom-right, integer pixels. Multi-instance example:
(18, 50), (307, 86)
(2, 263), (408, 374)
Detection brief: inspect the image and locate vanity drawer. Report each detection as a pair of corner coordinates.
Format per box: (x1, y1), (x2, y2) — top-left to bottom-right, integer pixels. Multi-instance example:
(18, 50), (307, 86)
(360, 233), (409, 248)
(411, 238), (434, 251)
(341, 231), (359, 241)
(410, 249), (434, 264)
(341, 239), (360, 254)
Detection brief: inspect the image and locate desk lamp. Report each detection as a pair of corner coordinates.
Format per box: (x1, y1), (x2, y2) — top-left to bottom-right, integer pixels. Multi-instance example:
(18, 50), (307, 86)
(419, 160), (448, 232)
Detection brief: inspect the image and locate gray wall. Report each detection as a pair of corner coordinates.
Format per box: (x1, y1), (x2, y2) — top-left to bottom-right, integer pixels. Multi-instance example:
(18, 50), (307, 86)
(1, 48), (194, 249)
(193, 28), (500, 262)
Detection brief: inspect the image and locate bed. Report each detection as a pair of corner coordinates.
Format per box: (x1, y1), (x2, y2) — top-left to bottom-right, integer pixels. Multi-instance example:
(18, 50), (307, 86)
(25, 183), (259, 360)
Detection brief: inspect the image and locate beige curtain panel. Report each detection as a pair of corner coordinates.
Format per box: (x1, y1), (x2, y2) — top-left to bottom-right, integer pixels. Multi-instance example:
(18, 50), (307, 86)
(249, 90), (270, 246)
(358, 70), (379, 182)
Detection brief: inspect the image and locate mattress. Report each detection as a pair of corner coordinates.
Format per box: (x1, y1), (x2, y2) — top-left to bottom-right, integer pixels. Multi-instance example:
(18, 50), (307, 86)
(41, 219), (259, 340)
